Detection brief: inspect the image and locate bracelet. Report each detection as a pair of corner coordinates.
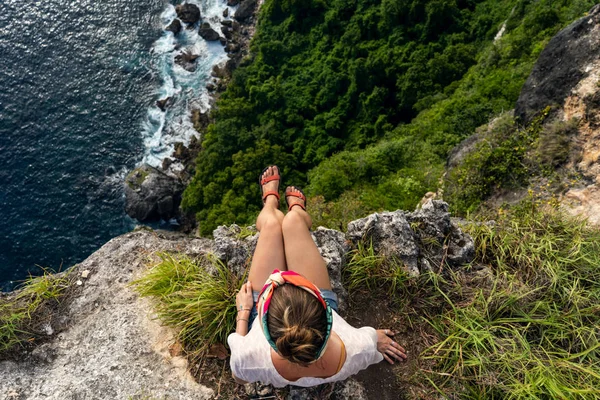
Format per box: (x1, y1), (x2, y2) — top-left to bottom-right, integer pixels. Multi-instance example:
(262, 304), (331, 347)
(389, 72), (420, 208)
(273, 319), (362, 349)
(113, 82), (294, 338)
(237, 318), (249, 323)
(238, 306), (252, 312)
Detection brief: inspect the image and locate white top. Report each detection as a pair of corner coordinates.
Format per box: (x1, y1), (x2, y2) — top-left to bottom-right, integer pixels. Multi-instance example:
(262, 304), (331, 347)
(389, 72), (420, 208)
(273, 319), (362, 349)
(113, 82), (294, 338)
(227, 310), (383, 387)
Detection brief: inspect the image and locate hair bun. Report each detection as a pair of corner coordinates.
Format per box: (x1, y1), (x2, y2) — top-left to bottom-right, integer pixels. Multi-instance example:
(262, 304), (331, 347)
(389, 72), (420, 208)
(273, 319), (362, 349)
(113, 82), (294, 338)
(276, 325), (323, 365)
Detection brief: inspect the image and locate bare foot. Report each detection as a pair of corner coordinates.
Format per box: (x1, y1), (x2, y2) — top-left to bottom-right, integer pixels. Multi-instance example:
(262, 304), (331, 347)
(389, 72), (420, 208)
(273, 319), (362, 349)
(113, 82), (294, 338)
(260, 166), (280, 206)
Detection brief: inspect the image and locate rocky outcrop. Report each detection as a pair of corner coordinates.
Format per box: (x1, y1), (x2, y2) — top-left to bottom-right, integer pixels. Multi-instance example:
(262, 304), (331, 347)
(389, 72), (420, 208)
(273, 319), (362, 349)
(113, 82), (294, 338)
(515, 5), (600, 124)
(0, 231), (215, 400)
(510, 5), (600, 225)
(347, 200), (474, 276)
(124, 164), (184, 222)
(175, 3), (201, 25)
(1, 201), (473, 399)
(199, 22), (220, 41)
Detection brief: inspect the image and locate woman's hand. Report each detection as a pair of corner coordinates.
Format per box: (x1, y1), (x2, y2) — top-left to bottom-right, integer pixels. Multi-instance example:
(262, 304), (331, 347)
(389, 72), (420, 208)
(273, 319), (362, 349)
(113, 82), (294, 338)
(236, 281), (254, 311)
(376, 329), (407, 364)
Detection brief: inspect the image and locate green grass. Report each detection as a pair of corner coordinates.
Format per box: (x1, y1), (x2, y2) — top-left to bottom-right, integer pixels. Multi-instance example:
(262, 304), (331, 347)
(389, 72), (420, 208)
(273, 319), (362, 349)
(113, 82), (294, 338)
(0, 270), (72, 354)
(343, 198), (600, 398)
(346, 241), (410, 296)
(132, 253), (246, 358)
(422, 200), (600, 399)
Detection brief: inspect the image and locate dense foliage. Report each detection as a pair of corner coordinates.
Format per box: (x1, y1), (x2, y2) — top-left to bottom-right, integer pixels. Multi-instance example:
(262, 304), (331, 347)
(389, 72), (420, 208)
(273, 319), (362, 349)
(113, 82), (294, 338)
(183, 0), (596, 234)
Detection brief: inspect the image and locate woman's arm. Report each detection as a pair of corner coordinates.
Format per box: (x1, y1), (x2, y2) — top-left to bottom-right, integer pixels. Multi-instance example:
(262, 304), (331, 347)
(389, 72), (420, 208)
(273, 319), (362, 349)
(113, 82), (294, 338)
(235, 281), (254, 337)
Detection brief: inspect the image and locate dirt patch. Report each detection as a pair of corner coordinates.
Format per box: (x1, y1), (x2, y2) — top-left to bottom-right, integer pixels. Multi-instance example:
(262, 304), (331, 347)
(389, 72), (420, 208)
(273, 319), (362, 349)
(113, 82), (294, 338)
(345, 287), (439, 400)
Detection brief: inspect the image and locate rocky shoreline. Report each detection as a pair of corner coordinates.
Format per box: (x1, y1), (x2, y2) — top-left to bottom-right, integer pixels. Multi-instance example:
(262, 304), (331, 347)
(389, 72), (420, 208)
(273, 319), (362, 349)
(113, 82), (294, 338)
(124, 0), (260, 230)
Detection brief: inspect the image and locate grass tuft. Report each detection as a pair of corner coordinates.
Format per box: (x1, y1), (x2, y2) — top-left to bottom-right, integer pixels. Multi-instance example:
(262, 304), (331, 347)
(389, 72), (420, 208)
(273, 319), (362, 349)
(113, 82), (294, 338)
(132, 253), (246, 358)
(0, 269), (72, 354)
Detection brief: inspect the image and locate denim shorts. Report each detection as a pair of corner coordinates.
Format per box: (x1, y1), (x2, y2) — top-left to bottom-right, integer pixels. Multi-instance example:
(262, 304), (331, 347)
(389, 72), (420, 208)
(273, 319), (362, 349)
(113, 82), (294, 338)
(247, 289), (339, 327)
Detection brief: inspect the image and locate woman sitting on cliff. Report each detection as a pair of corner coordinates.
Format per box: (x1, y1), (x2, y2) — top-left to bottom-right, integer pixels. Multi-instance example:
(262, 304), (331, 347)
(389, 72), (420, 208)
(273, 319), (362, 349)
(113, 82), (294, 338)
(228, 165), (407, 387)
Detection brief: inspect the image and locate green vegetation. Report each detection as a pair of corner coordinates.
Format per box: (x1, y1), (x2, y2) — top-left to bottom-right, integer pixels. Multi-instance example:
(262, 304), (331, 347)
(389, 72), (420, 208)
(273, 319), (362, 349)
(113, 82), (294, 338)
(0, 270), (72, 355)
(132, 253), (245, 358)
(443, 109), (580, 213)
(346, 199), (600, 398)
(183, 0), (596, 234)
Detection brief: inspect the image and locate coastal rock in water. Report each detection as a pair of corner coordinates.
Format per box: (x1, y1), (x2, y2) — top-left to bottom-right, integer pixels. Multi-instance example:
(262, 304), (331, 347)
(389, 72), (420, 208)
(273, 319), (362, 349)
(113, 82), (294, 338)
(165, 19), (182, 35)
(199, 23), (221, 41)
(515, 5), (600, 123)
(227, 0), (240, 6)
(234, 0), (257, 21)
(156, 96), (174, 111)
(223, 8), (229, 18)
(174, 50), (200, 72)
(124, 164), (184, 222)
(347, 200), (474, 276)
(175, 3), (201, 25)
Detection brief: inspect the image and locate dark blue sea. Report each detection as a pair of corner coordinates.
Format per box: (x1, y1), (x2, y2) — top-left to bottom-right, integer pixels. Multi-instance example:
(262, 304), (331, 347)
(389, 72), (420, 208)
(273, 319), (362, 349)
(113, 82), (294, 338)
(0, 0), (228, 290)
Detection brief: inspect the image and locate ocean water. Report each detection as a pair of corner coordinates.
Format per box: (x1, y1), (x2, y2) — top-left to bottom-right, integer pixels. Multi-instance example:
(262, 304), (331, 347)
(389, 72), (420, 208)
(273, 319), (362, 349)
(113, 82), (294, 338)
(0, 0), (229, 290)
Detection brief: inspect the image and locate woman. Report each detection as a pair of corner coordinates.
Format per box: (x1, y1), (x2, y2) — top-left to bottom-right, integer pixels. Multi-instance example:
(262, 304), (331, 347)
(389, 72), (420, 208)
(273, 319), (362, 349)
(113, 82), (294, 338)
(228, 166), (407, 387)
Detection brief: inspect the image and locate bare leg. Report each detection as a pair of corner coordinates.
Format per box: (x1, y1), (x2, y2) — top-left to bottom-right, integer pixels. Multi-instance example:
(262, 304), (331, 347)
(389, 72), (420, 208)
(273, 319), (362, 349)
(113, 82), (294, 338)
(249, 167), (286, 292)
(282, 186), (332, 290)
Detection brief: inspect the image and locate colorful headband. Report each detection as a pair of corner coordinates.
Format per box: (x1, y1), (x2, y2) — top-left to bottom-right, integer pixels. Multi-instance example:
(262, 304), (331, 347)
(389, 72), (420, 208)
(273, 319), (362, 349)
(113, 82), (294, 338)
(257, 270), (333, 361)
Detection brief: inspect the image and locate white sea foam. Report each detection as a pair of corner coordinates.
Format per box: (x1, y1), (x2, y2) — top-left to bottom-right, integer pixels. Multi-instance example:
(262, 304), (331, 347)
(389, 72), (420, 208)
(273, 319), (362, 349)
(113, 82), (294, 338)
(140, 0), (230, 167)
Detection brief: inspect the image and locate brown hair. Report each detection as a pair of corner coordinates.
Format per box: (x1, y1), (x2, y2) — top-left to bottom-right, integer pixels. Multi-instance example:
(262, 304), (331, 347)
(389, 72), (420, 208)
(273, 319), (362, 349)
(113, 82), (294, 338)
(266, 284), (328, 366)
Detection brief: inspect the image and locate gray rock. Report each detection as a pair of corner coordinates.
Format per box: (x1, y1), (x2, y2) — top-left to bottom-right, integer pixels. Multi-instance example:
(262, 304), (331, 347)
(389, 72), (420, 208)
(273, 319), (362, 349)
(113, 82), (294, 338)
(406, 200), (475, 271)
(312, 227), (349, 313)
(212, 224), (258, 277)
(199, 22), (220, 41)
(166, 18), (182, 35)
(0, 231), (215, 400)
(347, 200), (474, 276)
(223, 8), (229, 18)
(347, 210), (420, 276)
(234, 0), (257, 21)
(124, 164), (183, 222)
(515, 5), (600, 123)
(175, 3), (201, 25)
(174, 50), (200, 72)
(227, 0), (240, 6)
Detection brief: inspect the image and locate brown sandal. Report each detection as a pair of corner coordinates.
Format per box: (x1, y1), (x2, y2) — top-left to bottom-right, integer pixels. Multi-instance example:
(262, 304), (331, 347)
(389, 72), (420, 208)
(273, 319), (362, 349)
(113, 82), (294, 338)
(259, 165), (280, 204)
(285, 186), (306, 211)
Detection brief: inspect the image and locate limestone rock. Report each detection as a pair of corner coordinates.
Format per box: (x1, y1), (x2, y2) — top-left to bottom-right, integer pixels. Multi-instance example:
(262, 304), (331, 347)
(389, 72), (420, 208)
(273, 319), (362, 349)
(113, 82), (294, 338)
(124, 164), (183, 222)
(347, 210), (420, 275)
(0, 231), (215, 400)
(406, 200), (475, 270)
(347, 200), (474, 276)
(515, 5), (600, 123)
(175, 3), (201, 25)
(212, 224), (258, 277)
(312, 227), (349, 312)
